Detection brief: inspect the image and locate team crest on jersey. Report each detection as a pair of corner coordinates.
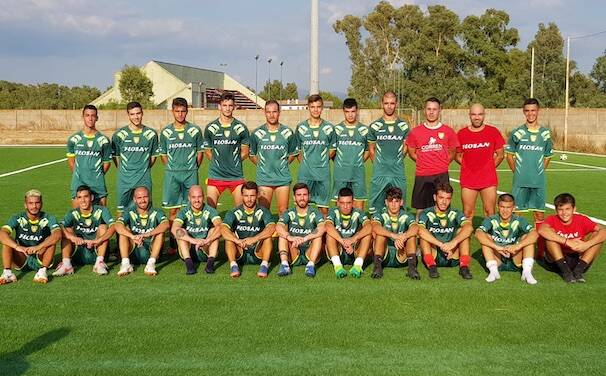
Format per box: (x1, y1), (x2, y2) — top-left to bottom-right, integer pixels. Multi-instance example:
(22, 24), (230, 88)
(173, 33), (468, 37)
(348, 130), (354, 137)
(195, 217), (202, 226)
(312, 130), (319, 138)
(270, 134), (276, 142)
(438, 132), (445, 139)
(223, 130), (231, 138)
(85, 218), (92, 227)
(298, 217), (306, 227)
(87, 140), (94, 148)
(247, 215), (253, 224)
(387, 125), (394, 133)
(390, 220), (397, 231)
(178, 133), (184, 140)
(133, 136), (140, 144)
(439, 218), (447, 227)
(501, 229), (510, 237)
(530, 135), (537, 142)
(30, 225), (38, 232)
(141, 218), (147, 226)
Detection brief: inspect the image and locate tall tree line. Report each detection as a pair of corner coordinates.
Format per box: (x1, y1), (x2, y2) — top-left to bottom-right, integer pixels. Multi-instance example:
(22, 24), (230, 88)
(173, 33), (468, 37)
(0, 81), (101, 110)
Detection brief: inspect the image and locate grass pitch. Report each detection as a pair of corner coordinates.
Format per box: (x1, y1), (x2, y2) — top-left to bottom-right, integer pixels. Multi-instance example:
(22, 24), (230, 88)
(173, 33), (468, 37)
(0, 147), (605, 375)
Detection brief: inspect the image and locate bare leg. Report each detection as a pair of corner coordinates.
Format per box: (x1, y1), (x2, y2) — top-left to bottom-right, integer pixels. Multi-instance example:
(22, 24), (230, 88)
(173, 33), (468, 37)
(461, 187), (480, 219)
(478, 186), (497, 217)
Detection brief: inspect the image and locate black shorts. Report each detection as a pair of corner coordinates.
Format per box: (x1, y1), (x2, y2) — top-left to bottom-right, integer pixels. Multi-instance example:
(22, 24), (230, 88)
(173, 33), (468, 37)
(412, 172), (450, 209)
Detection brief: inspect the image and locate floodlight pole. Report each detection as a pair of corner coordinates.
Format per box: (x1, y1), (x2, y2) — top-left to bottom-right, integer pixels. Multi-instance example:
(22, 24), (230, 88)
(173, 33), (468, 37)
(280, 61), (284, 100)
(310, 0), (319, 95)
(564, 37), (570, 151)
(255, 55), (259, 108)
(268, 58), (273, 100)
(530, 47), (535, 98)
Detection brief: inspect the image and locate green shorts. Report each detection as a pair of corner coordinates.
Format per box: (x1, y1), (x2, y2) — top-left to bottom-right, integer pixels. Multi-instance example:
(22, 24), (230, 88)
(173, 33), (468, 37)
(72, 245), (99, 265)
(291, 242), (312, 266)
(332, 180), (367, 201)
(369, 176), (406, 214)
(162, 170), (199, 209)
(238, 243), (263, 265)
(383, 243), (408, 268)
(433, 247), (460, 267)
(299, 179), (331, 208)
(512, 186), (545, 212)
(178, 243), (210, 263)
(15, 254), (49, 271)
(325, 244), (357, 266)
(70, 176), (107, 202)
(129, 239), (152, 265)
(117, 171), (152, 211)
(498, 256), (521, 272)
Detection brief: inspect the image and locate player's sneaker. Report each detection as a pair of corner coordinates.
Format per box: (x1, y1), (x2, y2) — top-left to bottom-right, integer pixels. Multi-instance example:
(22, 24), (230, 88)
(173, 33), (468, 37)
(407, 267), (421, 280)
(117, 263), (133, 277)
(204, 258), (215, 274)
(185, 258), (196, 275)
(334, 265), (347, 279)
(305, 265), (316, 278)
(521, 272), (538, 285)
(144, 263), (157, 276)
(277, 264), (291, 277)
(257, 265), (269, 278)
(459, 266), (473, 280)
(572, 271), (585, 283)
(0, 269), (17, 285)
(349, 265), (363, 278)
(33, 268), (48, 284)
(230, 265), (241, 278)
(52, 262), (74, 277)
(428, 265), (440, 279)
(93, 261), (108, 276)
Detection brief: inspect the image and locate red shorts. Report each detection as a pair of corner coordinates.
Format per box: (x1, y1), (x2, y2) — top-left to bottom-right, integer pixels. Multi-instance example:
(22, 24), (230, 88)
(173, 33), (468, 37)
(206, 178), (245, 194)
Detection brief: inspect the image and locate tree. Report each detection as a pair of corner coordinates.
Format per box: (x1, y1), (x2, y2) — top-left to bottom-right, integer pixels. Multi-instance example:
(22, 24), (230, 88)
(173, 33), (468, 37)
(590, 50), (606, 93)
(118, 65), (154, 106)
(259, 80), (298, 100)
(527, 23), (567, 107)
(0, 80), (100, 109)
(317, 91), (342, 109)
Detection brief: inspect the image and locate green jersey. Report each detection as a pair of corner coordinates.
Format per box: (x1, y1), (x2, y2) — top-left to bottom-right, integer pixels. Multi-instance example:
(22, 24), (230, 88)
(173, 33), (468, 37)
(333, 122), (369, 181)
(203, 118), (249, 180)
(278, 206), (325, 237)
(505, 125), (553, 188)
(2, 212), (60, 247)
(66, 131), (112, 191)
(295, 119), (336, 181)
(117, 207), (167, 235)
(418, 207), (467, 243)
(368, 118), (409, 178)
(327, 207), (369, 238)
(111, 126), (159, 174)
(158, 122), (204, 171)
(223, 205), (275, 239)
(61, 205), (115, 240)
(174, 204), (221, 239)
(372, 207), (415, 234)
(249, 123), (298, 186)
(478, 214), (533, 246)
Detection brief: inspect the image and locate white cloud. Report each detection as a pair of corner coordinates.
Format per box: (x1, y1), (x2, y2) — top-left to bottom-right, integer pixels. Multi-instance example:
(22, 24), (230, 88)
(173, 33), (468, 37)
(320, 67), (332, 75)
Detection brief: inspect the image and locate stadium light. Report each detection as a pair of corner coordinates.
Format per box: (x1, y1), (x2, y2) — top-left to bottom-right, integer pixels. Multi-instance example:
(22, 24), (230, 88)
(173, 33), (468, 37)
(280, 61), (284, 100)
(310, 0), (319, 95)
(268, 58), (273, 99)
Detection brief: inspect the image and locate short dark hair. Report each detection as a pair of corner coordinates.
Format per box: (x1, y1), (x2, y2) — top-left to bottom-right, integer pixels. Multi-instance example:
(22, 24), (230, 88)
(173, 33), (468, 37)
(219, 92), (235, 103)
(82, 104), (98, 115)
(172, 97), (188, 109)
(426, 97), (441, 107)
(523, 98), (540, 108)
(435, 183), (453, 195)
(307, 94), (323, 105)
(126, 101), (142, 112)
(342, 98), (358, 109)
(241, 181), (258, 193)
(265, 99), (280, 111)
(338, 187), (354, 198)
(498, 193), (515, 204)
(385, 187), (402, 200)
(554, 193), (575, 208)
(292, 182), (309, 194)
(76, 185), (93, 195)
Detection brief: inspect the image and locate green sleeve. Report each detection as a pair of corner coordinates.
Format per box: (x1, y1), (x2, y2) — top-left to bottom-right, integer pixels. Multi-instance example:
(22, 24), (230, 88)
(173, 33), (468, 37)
(62, 210), (74, 228)
(46, 214), (60, 231)
(519, 217), (533, 234)
(196, 127), (205, 152)
(66, 136), (76, 157)
(417, 211), (429, 227)
(456, 210), (467, 226)
(478, 217), (493, 233)
(544, 130), (553, 157)
(240, 123), (250, 146)
(151, 131), (160, 157)
(278, 210), (290, 226)
(203, 125), (213, 149)
(174, 208), (186, 224)
(287, 128), (299, 155)
(208, 206), (221, 224)
(111, 132), (121, 157)
(262, 208), (275, 225)
(158, 129), (168, 155)
(249, 131), (258, 156)
(223, 209), (236, 230)
(101, 207), (115, 226)
(101, 136), (112, 163)
(505, 131), (518, 154)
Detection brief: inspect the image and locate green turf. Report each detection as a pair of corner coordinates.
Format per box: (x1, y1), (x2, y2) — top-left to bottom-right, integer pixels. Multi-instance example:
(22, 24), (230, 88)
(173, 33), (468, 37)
(0, 147), (605, 375)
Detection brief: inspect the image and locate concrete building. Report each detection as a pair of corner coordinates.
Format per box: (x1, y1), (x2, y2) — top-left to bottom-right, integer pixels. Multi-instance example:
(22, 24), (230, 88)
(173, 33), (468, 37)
(92, 60), (264, 109)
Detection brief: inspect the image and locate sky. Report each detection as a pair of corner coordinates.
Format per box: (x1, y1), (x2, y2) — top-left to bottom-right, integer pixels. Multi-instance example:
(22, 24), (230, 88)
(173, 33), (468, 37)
(1, 0), (605, 96)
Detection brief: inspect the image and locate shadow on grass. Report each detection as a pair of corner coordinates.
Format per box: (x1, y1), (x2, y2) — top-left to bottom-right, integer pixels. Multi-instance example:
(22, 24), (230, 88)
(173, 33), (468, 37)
(0, 327), (70, 376)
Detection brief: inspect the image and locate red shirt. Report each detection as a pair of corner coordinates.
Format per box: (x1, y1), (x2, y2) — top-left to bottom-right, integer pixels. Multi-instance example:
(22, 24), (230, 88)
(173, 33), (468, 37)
(456, 125), (505, 189)
(544, 214), (598, 253)
(406, 123), (458, 176)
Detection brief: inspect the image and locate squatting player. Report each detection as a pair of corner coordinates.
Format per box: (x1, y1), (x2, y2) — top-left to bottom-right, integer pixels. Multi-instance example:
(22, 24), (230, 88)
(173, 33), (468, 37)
(0, 190), (61, 284)
(294, 94), (335, 216)
(111, 101), (159, 212)
(249, 100), (298, 214)
(417, 183), (473, 279)
(54, 185), (116, 277)
(367, 91), (409, 214)
(276, 183), (326, 277)
(325, 187), (372, 278)
(203, 92), (250, 208)
(538, 193), (605, 283)
(371, 187), (420, 280)
(456, 103), (505, 218)
(66, 104), (112, 207)
(221, 182), (276, 278)
(114, 186), (169, 277)
(475, 194), (538, 284)
(171, 185), (222, 275)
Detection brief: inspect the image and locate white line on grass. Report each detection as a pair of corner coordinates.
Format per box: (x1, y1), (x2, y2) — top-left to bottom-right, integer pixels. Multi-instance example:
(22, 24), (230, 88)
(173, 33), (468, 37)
(0, 158), (66, 178)
(551, 160), (606, 171)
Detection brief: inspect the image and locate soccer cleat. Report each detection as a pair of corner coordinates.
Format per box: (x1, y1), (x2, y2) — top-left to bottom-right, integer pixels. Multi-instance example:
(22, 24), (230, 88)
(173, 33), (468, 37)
(572, 271), (585, 283)
(33, 268), (48, 284)
(428, 265), (440, 279)
(52, 262), (74, 277)
(305, 265), (316, 278)
(521, 272), (538, 285)
(371, 266), (383, 279)
(144, 263), (157, 276)
(230, 265), (241, 278)
(93, 262), (108, 276)
(277, 264), (291, 277)
(257, 264), (269, 278)
(0, 270), (17, 285)
(117, 263), (133, 277)
(334, 265), (347, 279)
(204, 259), (215, 274)
(349, 265), (363, 279)
(562, 271), (576, 283)
(407, 267), (421, 280)
(459, 266), (473, 280)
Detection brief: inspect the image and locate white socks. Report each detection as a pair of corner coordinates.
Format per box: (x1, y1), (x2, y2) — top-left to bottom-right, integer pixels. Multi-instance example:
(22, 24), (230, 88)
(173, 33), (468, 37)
(485, 260), (500, 283)
(62, 258), (72, 268)
(306, 261), (315, 267)
(331, 256), (342, 267)
(521, 258), (538, 285)
(354, 257), (364, 267)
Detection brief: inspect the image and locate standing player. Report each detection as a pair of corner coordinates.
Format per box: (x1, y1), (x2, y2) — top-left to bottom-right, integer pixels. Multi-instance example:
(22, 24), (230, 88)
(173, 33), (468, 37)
(456, 103), (505, 218)
(325, 187), (372, 278)
(221, 182), (276, 278)
(54, 185), (116, 277)
(0, 190), (61, 284)
(204, 92), (250, 208)
(370, 187), (420, 280)
(158, 97), (204, 252)
(114, 187), (170, 277)
(505, 98), (552, 223)
(276, 183), (326, 277)
(332, 98), (370, 210)
(294, 94), (335, 216)
(417, 183), (473, 279)
(475, 194), (538, 284)
(111, 102), (159, 212)
(538, 193), (605, 283)
(171, 185), (222, 275)
(66, 104), (112, 207)
(406, 98), (459, 218)
(249, 100), (298, 214)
